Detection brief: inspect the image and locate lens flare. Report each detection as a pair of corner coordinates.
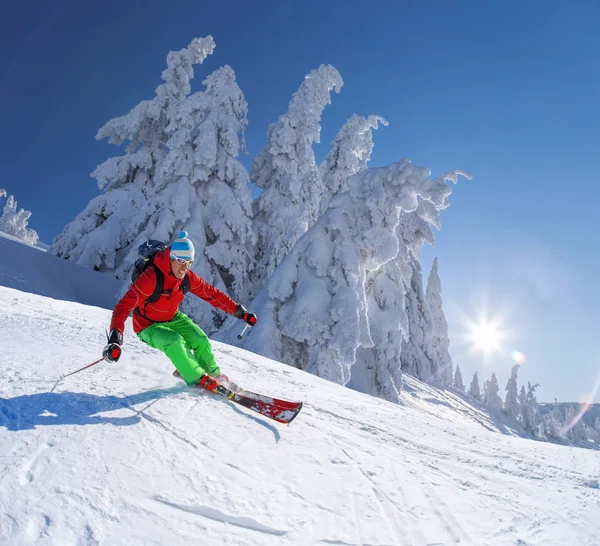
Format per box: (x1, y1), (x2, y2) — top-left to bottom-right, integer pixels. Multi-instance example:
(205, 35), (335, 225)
(562, 374), (600, 435)
(511, 351), (526, 365)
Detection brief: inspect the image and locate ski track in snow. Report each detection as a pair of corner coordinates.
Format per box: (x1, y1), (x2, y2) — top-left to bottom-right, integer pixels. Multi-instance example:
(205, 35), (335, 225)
(153, 497), (289, 536)
(1, 286), (600, 545)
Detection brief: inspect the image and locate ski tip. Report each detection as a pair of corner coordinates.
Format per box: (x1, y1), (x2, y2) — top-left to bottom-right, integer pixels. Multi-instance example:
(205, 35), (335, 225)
(286, 402), (303, 425)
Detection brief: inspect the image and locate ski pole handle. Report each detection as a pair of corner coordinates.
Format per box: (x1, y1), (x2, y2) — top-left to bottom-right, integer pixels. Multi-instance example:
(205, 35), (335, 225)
(237, 324), (250, 340)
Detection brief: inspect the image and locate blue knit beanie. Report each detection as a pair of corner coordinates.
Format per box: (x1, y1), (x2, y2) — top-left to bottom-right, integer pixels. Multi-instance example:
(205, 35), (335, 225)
(170, 231), (195, 261)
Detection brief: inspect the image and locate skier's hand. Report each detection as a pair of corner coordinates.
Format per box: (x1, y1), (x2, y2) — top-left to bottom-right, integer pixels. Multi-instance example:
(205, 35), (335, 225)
(198, 374), (219, 391)
(103, 329), (123, 362)
(242, 312), (257, 326)
(234, 304), (257, 326)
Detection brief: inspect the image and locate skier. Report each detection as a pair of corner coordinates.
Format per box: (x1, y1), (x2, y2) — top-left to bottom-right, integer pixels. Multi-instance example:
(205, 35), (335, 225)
(102, 231), (257, 391)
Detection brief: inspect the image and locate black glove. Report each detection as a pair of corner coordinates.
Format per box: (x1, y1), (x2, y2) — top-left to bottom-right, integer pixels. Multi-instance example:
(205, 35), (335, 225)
(234, 304), (257, 326)
(103, 329), (123, 362)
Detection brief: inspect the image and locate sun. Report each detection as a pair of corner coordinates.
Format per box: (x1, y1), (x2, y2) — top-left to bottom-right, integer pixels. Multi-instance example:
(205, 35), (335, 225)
(467, 320), (503, 354)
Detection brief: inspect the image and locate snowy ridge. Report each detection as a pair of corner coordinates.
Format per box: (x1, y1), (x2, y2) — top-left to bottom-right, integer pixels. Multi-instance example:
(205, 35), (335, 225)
(1, 286), (599, 545)
(0, 233), (121, 310)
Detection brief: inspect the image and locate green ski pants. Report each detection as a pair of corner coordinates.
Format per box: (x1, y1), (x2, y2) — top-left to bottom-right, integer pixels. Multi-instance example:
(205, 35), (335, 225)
(137, 311), (219, 385)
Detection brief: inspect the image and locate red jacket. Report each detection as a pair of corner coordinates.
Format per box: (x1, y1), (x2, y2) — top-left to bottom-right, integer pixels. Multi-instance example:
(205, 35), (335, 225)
(110, 247), (238, 334)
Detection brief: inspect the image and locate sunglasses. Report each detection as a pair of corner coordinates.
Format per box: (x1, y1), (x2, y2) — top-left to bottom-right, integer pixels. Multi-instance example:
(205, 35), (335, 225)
(174, 257), (193, 265)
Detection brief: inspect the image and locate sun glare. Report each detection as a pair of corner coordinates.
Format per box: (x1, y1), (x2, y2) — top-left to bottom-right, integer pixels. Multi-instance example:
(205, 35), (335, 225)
(467, 320), (503, 354)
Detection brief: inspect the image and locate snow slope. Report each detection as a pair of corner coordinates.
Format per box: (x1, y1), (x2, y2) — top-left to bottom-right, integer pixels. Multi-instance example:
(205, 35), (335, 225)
(1, 285), (599, 546)
(0, 233), (121, 310)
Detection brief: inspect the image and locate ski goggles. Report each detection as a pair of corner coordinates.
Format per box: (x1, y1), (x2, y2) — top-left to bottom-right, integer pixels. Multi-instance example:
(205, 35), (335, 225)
(174, 257), (193, 265)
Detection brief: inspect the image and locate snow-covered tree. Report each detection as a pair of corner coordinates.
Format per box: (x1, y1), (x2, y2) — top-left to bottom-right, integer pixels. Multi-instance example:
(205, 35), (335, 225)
(158, 65), (256, 327)
(469, 372), (482, 401)
(51, 36), (216, 274)
(352, 248), (408, 402)
(251, 65), (343, 293)
(50, 37), (256, 332)
(425, 257), (453, 384)
(522, 382), (541, 436)
(392, 194), (448, 383)
(454, 363), (465, 392)
(399, 257), (439, 381)
(318, 114), (387, 216)
(519, 385), (527, 408)
(351, 178), (467, 399)
(0, 190), (39, 246)
(504, 364), (521, 421)
(483, 373), (503, 412)
(224, 159), (466, 387)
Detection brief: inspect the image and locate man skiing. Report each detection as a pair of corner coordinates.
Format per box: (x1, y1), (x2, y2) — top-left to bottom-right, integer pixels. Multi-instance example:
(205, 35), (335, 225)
(102, 231), (256, 391)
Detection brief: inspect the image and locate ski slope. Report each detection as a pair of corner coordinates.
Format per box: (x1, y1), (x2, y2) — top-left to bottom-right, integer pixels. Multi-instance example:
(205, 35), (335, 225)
(0, 233), (121, 310)
(1, 285), (599, 546)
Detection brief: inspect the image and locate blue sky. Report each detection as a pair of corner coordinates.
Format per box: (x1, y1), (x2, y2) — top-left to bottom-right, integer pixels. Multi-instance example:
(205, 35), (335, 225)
(2, 0), (599, 402)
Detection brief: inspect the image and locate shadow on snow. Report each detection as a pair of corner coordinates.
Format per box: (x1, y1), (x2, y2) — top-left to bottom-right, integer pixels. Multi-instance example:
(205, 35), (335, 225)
(0, 386), (283, 441)
(0, 387), (179, 431)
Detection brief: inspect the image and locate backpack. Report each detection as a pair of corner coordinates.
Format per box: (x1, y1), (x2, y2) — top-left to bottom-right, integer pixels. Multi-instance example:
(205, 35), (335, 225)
(132, 240), (190, 318)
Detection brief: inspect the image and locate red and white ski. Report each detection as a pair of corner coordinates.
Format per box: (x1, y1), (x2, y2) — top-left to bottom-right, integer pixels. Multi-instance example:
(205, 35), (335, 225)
(173, 370), (303, 424)
(215, 385), (303, 424)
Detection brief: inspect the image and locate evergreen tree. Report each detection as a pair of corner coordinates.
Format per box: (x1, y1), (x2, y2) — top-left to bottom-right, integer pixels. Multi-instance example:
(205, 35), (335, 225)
(454, 363), (465, 392)
(425, 257), (453, 384)
(519, 385), (527, 409)
(223, 160), (466, 387)
(160, 65), (256, 326)
(49, 37), (255, 332)
(319, 114), (386, 216)
(483, 373), (503, 412)
(251, 65), (343, 292)
(522, 382), (541, 436)
(399, 257), (439, 381)
(504, 364), (521, 421)
(469, 372), (482, 401)
(51, 36), (217, 275)
(0, 189), (39, 246)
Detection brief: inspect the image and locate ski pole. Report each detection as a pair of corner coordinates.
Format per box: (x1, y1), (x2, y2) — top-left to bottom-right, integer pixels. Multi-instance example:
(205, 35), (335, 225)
(237, 324), (250, 340)
(62, 358), (105, 378)
(50, 357), (104, 393)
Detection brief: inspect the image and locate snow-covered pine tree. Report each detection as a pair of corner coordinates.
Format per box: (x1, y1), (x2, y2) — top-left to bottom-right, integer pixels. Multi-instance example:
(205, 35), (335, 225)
(351, 177), (470, 400)
(0, 189), (39, 246)
(504, 364), (521, 421)
(226, 159), (466, 387)
(399, 257), (439, 382)
(251, 65), (343, 294)
(522, 382), (541, 436)
(543, 404), (567, 439)
(351, 245), (408, 402)
(425, 257), (453, 384)
(395, 197), (447, 383)
(318, 114), (387, 217)
(469, 372), (482, 401)
(519, 384), (527, 409)
(483, 373), (503, 412)
(50, 38), (256, 332)
(158, 65), (256, 328)
(51, 37), (216, 275)
(454, 363), (465, 392)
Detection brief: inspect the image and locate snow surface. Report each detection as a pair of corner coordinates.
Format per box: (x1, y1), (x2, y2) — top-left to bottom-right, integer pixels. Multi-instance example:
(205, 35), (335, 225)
(1, 235), (599, 545)
(0, 234), (121, 310)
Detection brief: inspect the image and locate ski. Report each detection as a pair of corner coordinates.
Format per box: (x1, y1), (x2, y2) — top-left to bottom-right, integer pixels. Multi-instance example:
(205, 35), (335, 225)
(214, 385), (303, 424)
(172, 370), (303, 424)
(227, 386), (301, 410)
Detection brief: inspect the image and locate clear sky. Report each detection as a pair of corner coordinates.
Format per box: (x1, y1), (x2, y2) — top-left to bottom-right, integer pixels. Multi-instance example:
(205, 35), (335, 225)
(2, 0), (599, 402)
